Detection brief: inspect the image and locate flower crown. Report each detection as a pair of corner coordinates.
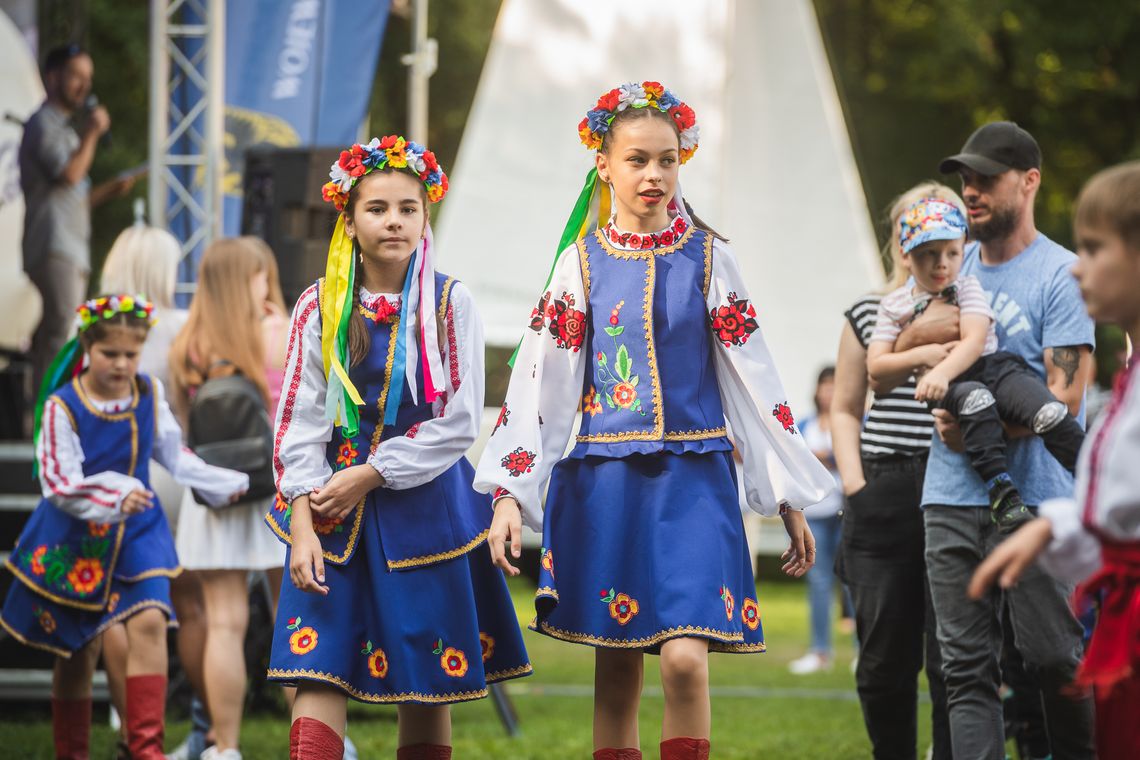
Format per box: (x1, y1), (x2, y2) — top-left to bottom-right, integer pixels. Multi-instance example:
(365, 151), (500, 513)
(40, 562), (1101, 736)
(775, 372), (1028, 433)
(321, 135), (449, 212)
(75, 294), (156, 333)
(578, 81), (700, 163)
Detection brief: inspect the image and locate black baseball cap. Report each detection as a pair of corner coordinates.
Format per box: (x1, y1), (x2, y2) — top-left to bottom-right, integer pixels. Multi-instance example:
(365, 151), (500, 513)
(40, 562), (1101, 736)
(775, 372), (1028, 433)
(939, 121), (1041, 176)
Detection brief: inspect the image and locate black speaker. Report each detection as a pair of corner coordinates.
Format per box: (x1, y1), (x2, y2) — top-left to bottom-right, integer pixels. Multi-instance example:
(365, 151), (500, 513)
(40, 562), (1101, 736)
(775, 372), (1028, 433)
(241, 147), (341, 307)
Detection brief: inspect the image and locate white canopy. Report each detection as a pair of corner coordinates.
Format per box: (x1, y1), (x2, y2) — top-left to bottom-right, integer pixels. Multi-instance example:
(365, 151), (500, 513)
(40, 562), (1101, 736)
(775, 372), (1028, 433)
(436, 0), (882, 411)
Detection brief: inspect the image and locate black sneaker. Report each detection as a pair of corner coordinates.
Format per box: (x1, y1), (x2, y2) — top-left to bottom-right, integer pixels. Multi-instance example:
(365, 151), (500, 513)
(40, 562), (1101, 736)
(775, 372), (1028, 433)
(990, 483), (1032, 534)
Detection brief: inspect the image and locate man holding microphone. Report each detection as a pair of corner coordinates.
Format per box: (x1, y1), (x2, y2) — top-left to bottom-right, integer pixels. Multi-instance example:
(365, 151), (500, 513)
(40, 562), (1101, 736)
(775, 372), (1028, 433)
(19, 43), (134, 394)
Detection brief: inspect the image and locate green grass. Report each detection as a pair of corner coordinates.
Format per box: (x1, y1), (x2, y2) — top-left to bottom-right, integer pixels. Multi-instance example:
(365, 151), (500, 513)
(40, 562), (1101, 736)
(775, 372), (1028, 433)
(0, 578), (938, 758)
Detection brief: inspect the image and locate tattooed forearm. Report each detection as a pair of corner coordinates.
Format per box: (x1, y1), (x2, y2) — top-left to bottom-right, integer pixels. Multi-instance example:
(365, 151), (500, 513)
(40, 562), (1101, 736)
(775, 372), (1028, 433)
(1050, 346), (1081, 388)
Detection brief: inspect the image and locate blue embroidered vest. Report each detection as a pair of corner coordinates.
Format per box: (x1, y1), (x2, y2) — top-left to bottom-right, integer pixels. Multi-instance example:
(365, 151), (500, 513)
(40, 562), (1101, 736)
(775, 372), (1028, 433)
(266, 273), (490, 570)
(572, 226), (732, 458)
(8, 375), (178, 611)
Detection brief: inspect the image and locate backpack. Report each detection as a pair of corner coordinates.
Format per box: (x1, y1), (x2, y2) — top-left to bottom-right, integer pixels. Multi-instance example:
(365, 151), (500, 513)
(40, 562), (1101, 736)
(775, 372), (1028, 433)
(186, 367), (276, 507)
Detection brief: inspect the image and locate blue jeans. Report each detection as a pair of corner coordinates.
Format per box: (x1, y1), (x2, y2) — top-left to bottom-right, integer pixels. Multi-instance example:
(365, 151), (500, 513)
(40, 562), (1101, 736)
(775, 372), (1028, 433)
(806, 514), (842, 655)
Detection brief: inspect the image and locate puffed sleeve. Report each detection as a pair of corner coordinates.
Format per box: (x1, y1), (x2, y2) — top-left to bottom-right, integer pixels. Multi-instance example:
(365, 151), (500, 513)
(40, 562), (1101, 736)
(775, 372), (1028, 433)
(1038, 497), (1102, 584)
(707, 239), (835, 515)
(473, 246), (586, 530)
(273, 284), (335, 502)
(149, 377), (249, 508)
(368, 282), (485, 489)
(37, 399), (141, 523)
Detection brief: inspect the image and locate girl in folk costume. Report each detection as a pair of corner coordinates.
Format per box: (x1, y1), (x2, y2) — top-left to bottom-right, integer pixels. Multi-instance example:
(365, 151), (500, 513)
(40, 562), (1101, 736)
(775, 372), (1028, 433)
(0, 295), (248, 759)
(475, 82), (834, 760)
(970, 161), (1140, 760)
(265, 136), (531, 760)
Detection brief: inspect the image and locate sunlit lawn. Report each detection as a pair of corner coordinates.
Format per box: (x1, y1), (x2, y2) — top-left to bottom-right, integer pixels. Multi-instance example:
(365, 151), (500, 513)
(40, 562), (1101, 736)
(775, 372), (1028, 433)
(0, 574), (938, 758)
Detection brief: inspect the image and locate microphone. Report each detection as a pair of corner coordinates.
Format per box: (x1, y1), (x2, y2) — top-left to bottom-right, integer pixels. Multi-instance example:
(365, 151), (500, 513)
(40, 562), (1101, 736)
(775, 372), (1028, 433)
(84, 94), (112, 147)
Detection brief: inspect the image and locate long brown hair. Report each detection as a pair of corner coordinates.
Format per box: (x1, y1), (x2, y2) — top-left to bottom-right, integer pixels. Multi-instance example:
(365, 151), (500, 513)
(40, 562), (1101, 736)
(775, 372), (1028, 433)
(600, 106), (728, 242)
(170, 238), (272, 414)
(342, 170), (430, 367)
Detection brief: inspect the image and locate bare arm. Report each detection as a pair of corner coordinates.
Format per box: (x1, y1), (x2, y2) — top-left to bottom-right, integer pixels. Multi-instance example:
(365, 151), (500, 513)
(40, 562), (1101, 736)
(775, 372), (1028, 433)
(1046, 345), (1093, 416)
(867, 340), (944, 384)
(832, 323), (869, 496)
(914, 313), (989, 402)
(59, 107), (108, 186)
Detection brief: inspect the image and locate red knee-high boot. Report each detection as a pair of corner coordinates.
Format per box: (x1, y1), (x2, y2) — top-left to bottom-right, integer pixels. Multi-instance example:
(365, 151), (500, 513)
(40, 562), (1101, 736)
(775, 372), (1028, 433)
(660, 737), (710, 760)
(52, 697), (91, 760)
(125, 674), (167, 760)
(593, 749), (643, 760)
(290, 717), (344, 760)
(396, 744), (453, 759)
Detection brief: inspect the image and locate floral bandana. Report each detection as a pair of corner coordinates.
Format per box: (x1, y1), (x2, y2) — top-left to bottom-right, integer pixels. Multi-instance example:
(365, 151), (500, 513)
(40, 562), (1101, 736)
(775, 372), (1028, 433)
(318, 136), (449, 436)
(578, 81), (700, 164)
(320, 135), (449, 211)
(900, 198), (968, 256)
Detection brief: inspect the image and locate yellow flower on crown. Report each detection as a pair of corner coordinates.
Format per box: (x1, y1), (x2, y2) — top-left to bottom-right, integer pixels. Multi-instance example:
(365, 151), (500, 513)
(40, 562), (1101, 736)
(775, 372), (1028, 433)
(385, 137), (408, 168)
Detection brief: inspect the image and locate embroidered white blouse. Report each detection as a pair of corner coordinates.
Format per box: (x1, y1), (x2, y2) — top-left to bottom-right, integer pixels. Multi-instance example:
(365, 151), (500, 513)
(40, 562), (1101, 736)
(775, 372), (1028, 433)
(1038, 364), (1140, 584)
(273, 282), (485, 502)
(38, 377), (249, 522)
(473, 219), (835, 531)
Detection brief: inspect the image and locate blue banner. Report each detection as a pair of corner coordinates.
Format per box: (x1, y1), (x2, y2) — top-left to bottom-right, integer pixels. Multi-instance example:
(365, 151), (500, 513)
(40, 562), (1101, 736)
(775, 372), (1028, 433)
(170, 0), (390, 286)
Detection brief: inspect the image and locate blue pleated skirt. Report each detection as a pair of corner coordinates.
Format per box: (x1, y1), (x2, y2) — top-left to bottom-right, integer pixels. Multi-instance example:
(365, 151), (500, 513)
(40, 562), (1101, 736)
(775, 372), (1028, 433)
(533, 450), (766, 654)
(267, 500), (532, 704)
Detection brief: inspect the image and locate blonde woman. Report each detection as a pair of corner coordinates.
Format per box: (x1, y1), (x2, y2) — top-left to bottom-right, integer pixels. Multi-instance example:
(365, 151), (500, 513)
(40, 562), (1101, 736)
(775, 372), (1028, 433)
(831, 182), (960, 759)
(170, 237), (288, 760)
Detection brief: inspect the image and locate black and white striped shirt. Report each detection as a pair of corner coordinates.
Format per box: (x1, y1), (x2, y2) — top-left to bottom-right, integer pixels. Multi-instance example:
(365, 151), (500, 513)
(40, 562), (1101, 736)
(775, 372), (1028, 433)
(845, 294), (934, 459)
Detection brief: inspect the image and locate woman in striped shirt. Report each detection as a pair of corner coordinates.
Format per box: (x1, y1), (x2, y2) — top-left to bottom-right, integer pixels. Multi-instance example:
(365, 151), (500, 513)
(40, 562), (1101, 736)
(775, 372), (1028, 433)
(833, 181), (959, 760)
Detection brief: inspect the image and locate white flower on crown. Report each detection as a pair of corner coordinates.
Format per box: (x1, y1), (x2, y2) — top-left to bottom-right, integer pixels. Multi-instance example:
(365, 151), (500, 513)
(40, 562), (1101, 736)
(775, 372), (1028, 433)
(680, 125), (700, 151)
(406, 151), (426, 174)
(328, 162), (353, 192)
(617, 82), (648, 111)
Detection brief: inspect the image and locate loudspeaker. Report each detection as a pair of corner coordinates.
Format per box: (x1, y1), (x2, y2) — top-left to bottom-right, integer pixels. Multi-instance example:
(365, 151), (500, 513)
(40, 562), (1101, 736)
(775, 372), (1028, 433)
(241, 147), (341, 307)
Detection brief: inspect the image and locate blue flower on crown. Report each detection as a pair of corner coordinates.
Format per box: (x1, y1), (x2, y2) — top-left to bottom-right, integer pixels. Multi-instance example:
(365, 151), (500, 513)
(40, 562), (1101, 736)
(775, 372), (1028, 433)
(657, 90), (680, 110)
(587, 108), (612, 134)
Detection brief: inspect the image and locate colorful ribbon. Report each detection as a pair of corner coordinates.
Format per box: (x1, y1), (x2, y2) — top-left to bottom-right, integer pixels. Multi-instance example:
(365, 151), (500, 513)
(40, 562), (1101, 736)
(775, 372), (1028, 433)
(320, 215), (366, 437)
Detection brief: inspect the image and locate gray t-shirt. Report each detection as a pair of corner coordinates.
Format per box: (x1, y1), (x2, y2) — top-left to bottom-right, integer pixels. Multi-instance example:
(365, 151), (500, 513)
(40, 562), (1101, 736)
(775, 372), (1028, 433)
(19, 102), (91, 272)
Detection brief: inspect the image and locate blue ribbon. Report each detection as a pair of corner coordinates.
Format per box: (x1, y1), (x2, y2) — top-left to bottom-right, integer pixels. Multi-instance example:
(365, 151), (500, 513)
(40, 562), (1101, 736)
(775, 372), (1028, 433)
(384, 246), (419, 426)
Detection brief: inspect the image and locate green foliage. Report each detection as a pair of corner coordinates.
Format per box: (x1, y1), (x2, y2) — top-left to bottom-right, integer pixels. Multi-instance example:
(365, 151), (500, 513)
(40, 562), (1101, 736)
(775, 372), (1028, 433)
(813, 0), (1140, 254)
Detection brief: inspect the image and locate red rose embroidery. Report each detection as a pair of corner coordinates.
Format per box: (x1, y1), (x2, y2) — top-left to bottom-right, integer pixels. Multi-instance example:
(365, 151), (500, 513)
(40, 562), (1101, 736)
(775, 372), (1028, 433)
(493, 403), (511, 435)
(772, 402), (797, 434)
(529, 292), (551, 333)
(545, 292), (584, 351)
(709, 292), (759, 347)
(501, 447), (536, 477)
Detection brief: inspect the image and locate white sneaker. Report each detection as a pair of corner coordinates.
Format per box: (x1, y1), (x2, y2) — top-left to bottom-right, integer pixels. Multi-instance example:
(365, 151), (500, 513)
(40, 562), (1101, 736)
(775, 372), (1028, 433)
(164, 741), (189, 760)
(200, 747), (242, 760)
(788, 652), (832, 674)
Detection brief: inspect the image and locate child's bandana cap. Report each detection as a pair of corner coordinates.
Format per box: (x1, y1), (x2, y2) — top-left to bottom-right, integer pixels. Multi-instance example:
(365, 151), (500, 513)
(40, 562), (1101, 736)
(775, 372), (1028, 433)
(900, 198), (968, 255)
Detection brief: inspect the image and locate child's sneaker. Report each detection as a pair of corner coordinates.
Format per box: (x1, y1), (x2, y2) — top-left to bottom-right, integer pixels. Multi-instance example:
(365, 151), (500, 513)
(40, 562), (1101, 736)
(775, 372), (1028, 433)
(989, 481), (1032, 534)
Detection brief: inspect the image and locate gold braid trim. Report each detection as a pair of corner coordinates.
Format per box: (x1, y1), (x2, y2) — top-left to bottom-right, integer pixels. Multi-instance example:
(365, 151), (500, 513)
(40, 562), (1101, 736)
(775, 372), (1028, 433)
(485, 662), (534, 683)
(266, 667), (493, 704)
(438, 277), (455, 323)
(663, 427), (728, 441)
(700, 230), (714, 298)
(71, 376), (140, 420)
(535, 586), (559, 600)
(385, 529), (490, 571)
(530, 620), (767, 653)
(116, 566), (183, 582)
(577, 239), (591, 301)
(593, 225), (696, 260)
(48, 397), (78, 431)
(92, 599), (176, 639)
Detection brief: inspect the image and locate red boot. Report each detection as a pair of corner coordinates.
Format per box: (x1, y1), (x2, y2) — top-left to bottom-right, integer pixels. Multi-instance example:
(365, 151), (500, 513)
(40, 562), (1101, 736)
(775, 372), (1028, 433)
(660, 737), (710, 760)
(125, 674), (167, 760)
(396, 744), (453, 759)
(290, 717), (344, 760)
(594, 749), (643, 760)
(52, 697), (91, 760)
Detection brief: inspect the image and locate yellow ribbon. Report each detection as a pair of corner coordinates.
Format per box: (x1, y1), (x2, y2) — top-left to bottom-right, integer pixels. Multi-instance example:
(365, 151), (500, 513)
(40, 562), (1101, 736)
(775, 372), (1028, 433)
(320, 215), (365, 426)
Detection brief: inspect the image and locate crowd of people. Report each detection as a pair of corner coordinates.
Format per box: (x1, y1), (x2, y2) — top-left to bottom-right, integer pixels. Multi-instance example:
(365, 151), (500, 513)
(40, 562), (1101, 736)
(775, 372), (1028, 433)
(2, 44), (1138, 760)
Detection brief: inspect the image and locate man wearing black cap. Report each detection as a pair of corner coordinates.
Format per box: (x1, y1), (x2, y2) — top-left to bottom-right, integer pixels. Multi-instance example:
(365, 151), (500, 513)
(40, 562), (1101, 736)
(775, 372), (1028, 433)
(903, 122), (1096, 757)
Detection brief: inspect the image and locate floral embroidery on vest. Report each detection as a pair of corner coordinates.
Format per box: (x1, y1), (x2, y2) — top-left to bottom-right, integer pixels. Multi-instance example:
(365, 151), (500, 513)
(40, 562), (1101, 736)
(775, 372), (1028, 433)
(595, 301), (645, 415)
(336, 439), (360, 469)
(709, 291), (759, 347)
(25, 539), (111, 597)
(581, 386), (603, 416)
(772, 402), (797, 434)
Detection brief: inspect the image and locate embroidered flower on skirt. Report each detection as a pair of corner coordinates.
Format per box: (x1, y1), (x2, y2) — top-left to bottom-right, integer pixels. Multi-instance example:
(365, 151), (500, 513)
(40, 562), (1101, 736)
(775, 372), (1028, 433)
(433, 638), (469, 678)
(480, 632), (495, 662)
(600, 588), (640, 625)
(68, 558), (104, 596)
(361, 640), (389, 678)
(709, 291), (759, 347)
(720, 585), (735, 621)
(87, 521), (111, 538)
(742, 598), (761, 631)
(540, 547), (555, 578)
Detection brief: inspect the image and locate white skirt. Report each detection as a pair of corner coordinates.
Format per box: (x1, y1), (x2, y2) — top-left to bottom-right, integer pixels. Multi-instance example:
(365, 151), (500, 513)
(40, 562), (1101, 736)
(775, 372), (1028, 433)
(175, 490), (285, 571)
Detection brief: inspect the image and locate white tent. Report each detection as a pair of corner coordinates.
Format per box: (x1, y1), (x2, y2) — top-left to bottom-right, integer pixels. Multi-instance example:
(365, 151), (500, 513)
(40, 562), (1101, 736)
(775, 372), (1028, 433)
(437, 0), (881, 412)
(0, 8), (43, 350)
